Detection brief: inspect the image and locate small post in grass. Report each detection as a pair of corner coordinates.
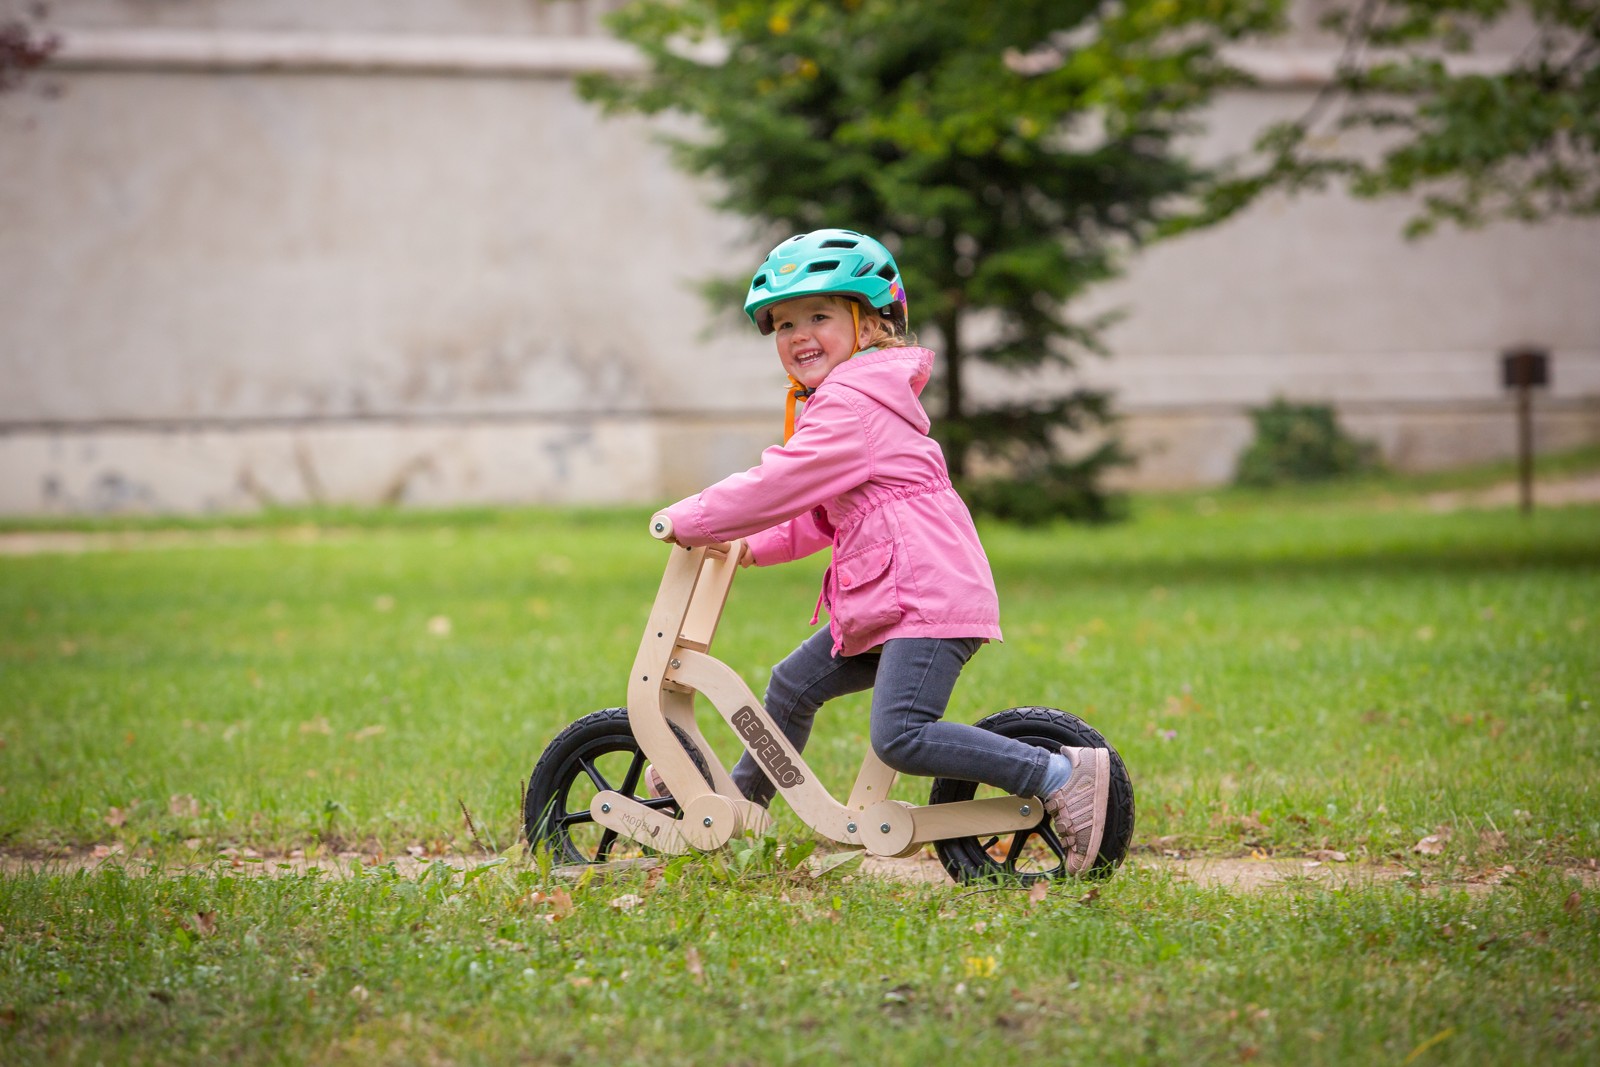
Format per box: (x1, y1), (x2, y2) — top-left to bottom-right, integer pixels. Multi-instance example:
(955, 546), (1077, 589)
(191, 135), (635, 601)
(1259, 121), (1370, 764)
(1500, 346), (1550, 516)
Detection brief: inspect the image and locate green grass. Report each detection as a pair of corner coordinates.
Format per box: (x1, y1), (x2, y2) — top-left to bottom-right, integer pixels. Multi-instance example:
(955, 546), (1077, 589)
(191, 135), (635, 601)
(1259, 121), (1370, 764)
(2, 460), (1598, 1064)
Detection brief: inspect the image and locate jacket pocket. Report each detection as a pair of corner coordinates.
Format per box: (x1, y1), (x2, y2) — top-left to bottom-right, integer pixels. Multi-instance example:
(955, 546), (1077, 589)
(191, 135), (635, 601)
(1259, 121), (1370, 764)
(831, 540), (903, 634)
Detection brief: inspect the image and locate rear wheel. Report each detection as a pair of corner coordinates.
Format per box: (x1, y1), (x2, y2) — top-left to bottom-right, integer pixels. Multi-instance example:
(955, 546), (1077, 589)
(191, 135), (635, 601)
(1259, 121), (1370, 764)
(929, 707), (1135, 885)
(523, 707), (712, 866)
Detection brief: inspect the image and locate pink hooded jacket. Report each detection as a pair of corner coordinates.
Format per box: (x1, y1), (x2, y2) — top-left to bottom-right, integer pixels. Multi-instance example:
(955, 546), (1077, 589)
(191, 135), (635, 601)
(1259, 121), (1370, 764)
(660, 345), (1002, 656)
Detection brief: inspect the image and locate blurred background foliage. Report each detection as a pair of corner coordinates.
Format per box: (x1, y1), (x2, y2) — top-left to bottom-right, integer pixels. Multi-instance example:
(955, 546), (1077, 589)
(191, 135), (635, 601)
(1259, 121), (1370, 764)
(574, 0), (1597, 519)
(578, 0), (1289, 521)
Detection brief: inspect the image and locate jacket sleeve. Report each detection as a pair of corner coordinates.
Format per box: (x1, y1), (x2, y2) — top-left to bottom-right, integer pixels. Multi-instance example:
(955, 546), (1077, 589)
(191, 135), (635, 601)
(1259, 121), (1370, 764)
(744, 510), (833, 566)
(659, 389), (872, 552)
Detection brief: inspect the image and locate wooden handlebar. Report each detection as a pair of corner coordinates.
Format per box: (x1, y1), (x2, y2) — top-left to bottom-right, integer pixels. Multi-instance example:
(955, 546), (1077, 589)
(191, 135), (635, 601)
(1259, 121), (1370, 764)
(649, 513), (674, 540)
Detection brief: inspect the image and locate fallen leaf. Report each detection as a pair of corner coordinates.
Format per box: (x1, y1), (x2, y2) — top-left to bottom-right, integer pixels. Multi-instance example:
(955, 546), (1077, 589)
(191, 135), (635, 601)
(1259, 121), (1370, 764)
(104, 807), (127, 828)
(189, 911), (217, 937)
(90, 844), (123, 859)
(1413, 828), (1451, 856)
(811, 850), (863, 878)
(548, 890), (574, 918)
(609, 893), (644, 912)
(168, 794), (200, 818)
(1306, 849), (1348, 863)
(1478, 830), (1507, 850)
(349, 984), (369, 1002)
(568, 976), (593, 988)
(1078, 886), (1101, 906)
(1565, 890), (1583, 917)
(1027, 881), (1049, 906)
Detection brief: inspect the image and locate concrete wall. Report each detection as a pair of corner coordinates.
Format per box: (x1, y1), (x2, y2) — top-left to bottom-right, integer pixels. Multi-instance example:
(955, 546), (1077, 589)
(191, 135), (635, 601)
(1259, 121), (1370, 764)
(1, 1), (1596, 513)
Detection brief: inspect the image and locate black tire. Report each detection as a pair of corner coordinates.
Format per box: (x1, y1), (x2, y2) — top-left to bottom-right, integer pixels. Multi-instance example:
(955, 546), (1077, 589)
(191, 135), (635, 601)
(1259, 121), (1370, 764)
(929, 707), (1135, 885)
(523, 707), (713, 866)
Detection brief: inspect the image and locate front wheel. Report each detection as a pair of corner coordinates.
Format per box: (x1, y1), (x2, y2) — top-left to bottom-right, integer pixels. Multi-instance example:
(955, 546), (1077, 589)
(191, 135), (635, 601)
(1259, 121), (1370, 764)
(523, 707), (712, 866)
(929, 707), (1135, 885)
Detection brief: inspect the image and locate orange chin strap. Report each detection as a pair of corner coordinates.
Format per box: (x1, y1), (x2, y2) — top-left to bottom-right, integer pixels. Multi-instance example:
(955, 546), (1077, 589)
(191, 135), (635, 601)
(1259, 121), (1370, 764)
(782, 303), (862, 444)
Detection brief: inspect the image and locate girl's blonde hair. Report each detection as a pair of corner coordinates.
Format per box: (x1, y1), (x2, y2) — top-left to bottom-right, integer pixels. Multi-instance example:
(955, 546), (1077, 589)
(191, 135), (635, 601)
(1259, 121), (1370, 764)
(835, 295), (914, 350)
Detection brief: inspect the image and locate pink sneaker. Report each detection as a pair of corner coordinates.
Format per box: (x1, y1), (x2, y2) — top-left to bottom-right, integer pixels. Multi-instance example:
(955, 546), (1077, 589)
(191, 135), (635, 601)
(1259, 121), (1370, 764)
(1044, 746), (1110, 876)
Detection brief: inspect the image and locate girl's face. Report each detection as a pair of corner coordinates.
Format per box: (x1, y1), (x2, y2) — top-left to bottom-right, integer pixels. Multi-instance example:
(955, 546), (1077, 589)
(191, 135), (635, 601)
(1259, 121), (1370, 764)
(770, 296), (871, 391)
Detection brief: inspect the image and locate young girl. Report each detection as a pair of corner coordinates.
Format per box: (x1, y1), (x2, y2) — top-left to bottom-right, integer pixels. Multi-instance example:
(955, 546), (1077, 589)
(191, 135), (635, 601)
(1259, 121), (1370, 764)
(657, 228), (1109, 874)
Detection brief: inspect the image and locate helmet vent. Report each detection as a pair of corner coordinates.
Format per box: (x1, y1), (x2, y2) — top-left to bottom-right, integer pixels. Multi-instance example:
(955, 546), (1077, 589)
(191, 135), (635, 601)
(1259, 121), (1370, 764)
(819, 239), (857, 249)
(806, 260), (840, 273)
(752, 274), (768, 289)
(877, 265), (898, 282)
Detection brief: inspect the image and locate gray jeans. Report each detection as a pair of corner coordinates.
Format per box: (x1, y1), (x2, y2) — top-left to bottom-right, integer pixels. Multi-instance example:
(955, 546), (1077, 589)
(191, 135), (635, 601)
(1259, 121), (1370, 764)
(730, 628), (1055, 807)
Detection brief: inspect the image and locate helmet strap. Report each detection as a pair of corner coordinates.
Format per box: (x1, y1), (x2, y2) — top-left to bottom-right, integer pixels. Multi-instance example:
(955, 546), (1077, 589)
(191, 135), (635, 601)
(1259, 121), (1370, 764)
(783, 376), (814, 444)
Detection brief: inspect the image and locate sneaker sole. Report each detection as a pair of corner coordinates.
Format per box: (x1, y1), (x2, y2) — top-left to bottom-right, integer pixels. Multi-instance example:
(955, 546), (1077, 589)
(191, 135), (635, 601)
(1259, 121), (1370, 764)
(1070, 748), (1111, 875)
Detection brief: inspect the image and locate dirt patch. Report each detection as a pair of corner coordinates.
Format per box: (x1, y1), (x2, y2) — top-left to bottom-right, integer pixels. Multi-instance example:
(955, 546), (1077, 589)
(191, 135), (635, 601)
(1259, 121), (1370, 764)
(1423, 473), (1600, 512)
(9, 846), (1596, 893)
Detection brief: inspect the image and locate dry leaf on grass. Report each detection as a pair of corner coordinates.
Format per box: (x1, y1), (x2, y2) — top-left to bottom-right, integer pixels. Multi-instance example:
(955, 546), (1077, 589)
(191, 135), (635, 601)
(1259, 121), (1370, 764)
(1306, 850), (1349, 863)
(168, 794), (200, 818)
(1565, 890), (1583, 917)
(1413, 827), (1452, 855)
(104, 807), (127, 828)
(609, 893), (644, 912)
(1027, 881), (1049, 906)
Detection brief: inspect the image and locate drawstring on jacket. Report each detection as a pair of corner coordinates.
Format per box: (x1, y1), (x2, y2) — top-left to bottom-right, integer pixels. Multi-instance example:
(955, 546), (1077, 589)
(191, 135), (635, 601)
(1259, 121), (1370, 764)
(782, 303), (861, 444)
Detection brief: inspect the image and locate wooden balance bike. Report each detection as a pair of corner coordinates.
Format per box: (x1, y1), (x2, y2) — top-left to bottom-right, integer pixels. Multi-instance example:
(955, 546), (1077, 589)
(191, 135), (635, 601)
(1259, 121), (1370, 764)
(522, 514), (1135, 883)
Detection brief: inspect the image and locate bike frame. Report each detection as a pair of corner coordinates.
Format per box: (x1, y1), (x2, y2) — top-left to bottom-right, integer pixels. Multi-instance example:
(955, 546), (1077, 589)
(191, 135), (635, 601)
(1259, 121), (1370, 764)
(587, 533), (1044, 858)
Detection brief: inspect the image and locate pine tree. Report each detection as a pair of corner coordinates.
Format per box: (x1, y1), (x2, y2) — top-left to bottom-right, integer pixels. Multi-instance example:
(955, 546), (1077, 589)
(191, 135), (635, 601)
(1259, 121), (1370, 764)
(582, 0), (1284, 521)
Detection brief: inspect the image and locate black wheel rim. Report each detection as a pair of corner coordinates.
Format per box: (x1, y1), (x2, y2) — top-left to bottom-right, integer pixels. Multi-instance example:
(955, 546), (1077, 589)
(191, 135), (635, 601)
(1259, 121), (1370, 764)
(540, 737), (680, 863)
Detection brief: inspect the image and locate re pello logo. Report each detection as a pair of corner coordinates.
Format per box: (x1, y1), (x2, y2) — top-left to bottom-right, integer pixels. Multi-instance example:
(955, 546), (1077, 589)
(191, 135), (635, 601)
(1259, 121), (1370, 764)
(731, 706), (805, 787)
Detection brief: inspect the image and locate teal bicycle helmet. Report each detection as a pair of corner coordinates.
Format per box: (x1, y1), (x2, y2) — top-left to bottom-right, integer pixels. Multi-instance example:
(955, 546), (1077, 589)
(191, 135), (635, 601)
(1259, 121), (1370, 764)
(744, 229), (908, 335)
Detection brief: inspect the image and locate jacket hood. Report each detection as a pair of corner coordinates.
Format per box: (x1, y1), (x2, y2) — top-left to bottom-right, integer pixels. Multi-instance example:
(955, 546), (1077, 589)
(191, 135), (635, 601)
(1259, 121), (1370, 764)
(818, 346), (934, 435)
